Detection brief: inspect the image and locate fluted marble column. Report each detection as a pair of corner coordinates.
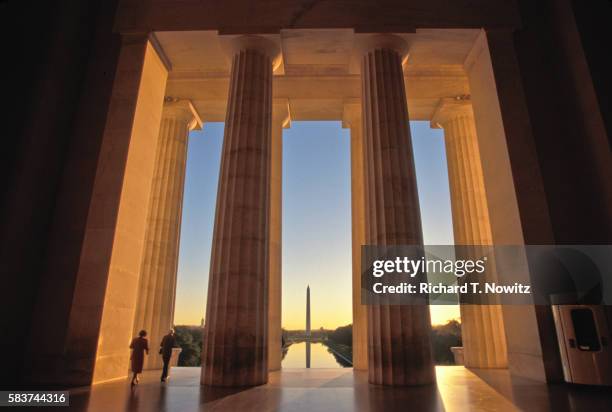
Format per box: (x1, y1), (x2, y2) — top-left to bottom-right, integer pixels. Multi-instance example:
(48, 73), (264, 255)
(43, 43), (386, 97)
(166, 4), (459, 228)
(343, 102), (368, 371)
(360, 35), (435, 385)
(268, 101), (289, 372)
(202, 36), (279, 387)
(431, 97), (508, 368)
(133, 99), (202, 370)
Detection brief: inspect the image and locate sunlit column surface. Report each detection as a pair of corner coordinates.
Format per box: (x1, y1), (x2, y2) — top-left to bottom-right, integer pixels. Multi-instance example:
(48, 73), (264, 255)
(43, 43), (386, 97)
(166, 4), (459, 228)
(202, 35), (279, 386)
(343, 102), (368, 371)
(268, 101), (290, 372)
(133, 99), (202, 370)
(431, 97), (508, 368)
(56, 37), (168, 385)
(359, 34), (435, 385)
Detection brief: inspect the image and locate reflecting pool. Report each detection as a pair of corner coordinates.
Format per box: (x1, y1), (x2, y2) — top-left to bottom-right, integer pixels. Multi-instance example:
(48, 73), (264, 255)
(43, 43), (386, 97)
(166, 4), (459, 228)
(281, 342), (351, 368)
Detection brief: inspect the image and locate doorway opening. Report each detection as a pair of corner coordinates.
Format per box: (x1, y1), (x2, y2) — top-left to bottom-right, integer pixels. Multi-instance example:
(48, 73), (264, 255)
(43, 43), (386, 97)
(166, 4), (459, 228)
(28, 27), (565, 387)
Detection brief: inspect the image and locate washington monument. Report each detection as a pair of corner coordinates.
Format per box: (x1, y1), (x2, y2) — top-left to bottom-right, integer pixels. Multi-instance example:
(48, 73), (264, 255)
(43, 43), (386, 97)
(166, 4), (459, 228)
(306, 285), (311, 338)
(306, 285), (311, 368)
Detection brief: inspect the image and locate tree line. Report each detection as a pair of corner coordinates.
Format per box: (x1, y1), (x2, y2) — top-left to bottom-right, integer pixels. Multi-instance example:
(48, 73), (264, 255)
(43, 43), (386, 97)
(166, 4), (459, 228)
(174, 320), (462, 366)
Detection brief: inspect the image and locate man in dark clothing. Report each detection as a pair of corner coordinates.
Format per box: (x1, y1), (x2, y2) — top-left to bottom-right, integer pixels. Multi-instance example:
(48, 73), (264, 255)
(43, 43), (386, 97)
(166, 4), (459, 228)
(160, 329), (177, 382)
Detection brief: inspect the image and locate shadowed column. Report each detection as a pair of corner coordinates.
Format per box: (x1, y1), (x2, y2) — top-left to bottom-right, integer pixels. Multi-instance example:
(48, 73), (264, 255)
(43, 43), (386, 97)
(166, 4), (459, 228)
(202, 35), (279, 387)
(359, 34), (435, 385)
(133, 99), (202, 370)
(431, 97), (508, 368)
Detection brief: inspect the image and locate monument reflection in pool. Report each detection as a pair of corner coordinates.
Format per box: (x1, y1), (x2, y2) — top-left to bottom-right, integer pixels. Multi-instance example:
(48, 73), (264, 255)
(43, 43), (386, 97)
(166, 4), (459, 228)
(282, 286), (352, 368)
(282, 342), (350, 368)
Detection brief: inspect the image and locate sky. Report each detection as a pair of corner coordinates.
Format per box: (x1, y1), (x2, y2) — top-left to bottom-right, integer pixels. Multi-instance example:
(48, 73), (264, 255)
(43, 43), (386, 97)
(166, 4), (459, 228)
(174, 120), (459, 328)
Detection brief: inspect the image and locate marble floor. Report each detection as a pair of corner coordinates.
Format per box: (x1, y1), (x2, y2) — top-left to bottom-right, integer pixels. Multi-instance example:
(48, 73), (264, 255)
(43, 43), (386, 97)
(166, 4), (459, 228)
(47, 367), (612, 412)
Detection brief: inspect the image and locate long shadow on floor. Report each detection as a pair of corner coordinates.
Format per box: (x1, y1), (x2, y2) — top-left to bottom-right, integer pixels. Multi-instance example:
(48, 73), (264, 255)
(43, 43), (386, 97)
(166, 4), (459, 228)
(471, 368), (612, 412)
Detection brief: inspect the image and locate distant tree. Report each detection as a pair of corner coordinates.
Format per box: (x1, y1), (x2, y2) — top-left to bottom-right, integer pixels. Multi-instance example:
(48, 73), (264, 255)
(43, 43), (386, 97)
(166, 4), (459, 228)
(430, 320), (462, 364)
(175, 325), (203, 366)
(325, 324), (353, 365)
(328, 324), (352, 346)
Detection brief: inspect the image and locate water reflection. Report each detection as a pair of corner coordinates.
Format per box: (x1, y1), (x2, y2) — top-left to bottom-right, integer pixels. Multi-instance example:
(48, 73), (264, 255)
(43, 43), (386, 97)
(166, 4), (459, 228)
(282, 342), (350, 368)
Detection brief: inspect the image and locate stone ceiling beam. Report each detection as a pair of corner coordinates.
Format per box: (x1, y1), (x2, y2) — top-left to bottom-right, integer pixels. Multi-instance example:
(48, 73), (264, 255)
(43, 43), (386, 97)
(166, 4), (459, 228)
(166, 74), (469, 122)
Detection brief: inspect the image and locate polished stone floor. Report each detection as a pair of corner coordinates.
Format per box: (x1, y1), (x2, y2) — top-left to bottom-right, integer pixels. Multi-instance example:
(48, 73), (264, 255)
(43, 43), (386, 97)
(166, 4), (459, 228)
(46, 367), (612, 411)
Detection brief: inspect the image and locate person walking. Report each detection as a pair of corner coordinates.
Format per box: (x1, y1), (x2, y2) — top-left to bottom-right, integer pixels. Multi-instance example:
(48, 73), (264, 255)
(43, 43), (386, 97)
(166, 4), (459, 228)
(159, 329), (177, 382)
(129, 330), (149, 386)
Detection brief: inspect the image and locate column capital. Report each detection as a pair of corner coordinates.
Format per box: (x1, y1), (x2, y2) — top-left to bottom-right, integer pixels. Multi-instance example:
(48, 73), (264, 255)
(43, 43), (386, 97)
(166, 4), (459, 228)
(350, 34), (410, 74)
(221, 35), (282, 72)
(342, 100), (361, 129)
(163, 98), (203, 131)
(272, 99), (291, 129)
(354, 34), (410, 59)
(430, 96), (474, 129)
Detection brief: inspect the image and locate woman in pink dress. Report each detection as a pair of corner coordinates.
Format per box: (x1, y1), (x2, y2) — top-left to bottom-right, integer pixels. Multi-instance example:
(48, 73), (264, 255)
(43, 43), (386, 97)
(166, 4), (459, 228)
(129, 330), (149, 386)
